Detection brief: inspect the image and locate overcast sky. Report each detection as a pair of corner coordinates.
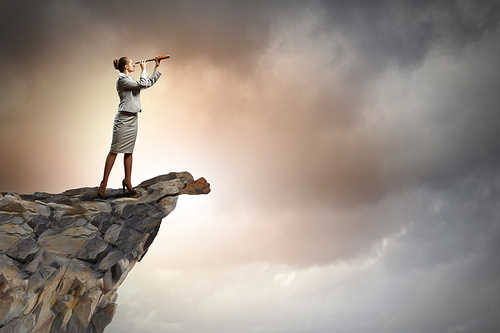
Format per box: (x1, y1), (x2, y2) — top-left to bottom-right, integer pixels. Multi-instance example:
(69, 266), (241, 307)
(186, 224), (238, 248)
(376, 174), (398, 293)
(1, 1), (500, 332)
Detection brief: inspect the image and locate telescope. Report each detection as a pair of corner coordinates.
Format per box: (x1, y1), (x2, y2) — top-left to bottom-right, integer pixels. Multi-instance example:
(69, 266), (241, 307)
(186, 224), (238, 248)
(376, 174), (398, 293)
(134, 55), (170, 64)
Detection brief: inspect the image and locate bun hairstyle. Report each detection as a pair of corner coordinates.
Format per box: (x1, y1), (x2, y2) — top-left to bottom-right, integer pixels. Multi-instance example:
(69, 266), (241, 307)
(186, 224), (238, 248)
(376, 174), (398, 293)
(113, 57), (130, 72)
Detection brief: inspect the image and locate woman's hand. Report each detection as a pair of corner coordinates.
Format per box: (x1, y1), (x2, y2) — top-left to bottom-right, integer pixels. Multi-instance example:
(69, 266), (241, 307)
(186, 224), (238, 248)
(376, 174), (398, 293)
(139, 59), (146, 70)
(154, 56), (161, 70)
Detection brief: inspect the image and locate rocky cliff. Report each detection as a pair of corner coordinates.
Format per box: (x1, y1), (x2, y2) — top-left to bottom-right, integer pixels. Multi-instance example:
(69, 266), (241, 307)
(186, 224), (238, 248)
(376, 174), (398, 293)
(0, 172), (210, 333)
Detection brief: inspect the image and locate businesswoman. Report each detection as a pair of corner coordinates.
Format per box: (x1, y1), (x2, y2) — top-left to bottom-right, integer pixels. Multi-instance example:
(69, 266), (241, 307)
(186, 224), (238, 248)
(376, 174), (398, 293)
(97, 56), (162, 197)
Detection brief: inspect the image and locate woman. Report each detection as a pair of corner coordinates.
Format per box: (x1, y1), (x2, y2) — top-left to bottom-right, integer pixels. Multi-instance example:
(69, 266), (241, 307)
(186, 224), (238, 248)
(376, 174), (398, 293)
(97, 56), (162, 197)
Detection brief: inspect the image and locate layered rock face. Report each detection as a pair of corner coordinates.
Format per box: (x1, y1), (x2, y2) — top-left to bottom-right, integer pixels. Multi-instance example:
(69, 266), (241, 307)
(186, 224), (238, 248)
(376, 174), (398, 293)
(0, 172), (210, 333)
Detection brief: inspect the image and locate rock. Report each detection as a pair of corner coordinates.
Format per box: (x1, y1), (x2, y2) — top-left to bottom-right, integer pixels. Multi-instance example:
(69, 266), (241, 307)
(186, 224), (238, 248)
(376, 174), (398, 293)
(0, 172), (210, 332)
(28, 216), (52, 237)
(6, 237), (39, 262)
(75, 236), (110, 262)
(0, 314), (35, 333)
(88, 303), (116, 333)
(180, 177), (211, 195)
(0, 195), (27, 213)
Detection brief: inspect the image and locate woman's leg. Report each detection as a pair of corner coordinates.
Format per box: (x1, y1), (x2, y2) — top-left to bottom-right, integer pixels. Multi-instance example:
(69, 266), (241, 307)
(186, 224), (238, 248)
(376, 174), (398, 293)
(123, 153), (137, 194)
(124, 153), (133, 184)
(98, 152), (117, 197)
(102, 152), (118, 184)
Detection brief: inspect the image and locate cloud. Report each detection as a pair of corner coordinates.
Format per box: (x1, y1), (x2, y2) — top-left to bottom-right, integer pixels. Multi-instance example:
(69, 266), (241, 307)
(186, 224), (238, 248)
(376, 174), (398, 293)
(3, 0), (499, 259)
(2, 2), (500, 331)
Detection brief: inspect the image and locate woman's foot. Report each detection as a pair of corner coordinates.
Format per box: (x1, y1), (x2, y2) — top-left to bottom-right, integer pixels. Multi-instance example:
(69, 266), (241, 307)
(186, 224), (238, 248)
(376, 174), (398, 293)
(97, 181), (106, 198)
(122, 179), (137, 195)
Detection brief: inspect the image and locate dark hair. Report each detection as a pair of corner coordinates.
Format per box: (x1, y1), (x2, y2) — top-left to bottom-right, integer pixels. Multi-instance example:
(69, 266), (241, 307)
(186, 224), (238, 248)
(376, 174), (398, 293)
(113, 57), (130, 72)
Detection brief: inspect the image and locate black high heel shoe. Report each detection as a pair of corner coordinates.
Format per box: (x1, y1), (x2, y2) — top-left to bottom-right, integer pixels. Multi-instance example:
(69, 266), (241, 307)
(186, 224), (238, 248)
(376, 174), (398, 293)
(97, 181), (106, 198)
(122, 179), (137, 195)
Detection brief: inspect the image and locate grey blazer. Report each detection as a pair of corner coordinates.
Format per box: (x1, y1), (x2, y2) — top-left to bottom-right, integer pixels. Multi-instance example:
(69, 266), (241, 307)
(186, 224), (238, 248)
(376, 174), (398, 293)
(116, 70), (162, 113)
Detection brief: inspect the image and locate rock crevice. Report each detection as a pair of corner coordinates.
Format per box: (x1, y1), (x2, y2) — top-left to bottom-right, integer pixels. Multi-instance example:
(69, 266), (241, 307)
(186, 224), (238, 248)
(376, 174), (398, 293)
(0, 172), (210, 333)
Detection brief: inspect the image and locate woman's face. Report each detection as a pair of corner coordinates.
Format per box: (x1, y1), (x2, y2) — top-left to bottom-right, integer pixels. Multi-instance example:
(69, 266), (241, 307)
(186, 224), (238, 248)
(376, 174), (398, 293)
(125, 59), (135, 73)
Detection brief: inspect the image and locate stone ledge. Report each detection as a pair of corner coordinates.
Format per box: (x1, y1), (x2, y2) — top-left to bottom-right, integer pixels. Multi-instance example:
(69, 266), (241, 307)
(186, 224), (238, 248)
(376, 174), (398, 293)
(0, 172), (209, 333)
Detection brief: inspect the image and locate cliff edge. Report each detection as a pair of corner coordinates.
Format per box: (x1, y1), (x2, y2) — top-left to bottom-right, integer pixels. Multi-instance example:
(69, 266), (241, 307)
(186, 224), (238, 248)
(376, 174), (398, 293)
(0, 172), (210, 333)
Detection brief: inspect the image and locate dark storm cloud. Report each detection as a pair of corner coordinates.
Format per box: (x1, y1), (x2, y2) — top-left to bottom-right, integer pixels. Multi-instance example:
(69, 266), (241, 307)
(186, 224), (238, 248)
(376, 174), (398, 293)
(0, 2), (46, 62)
(173, 0), (500, 269)
(279, 0), (500, 202)
(9, 0), (497, 79)
(1, 0), (499, 73)
(0, 0), (268, 74)
(150, 0), (500, 211)
(365, 169), (500, 333)
(0, 1), (96, 66)
(78, 0), (277, 72)
(318, 0), (500, 68)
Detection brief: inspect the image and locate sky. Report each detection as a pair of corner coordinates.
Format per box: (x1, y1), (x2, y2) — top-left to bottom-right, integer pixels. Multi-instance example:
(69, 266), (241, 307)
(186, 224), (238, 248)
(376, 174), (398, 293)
(1, 0), (500, 332)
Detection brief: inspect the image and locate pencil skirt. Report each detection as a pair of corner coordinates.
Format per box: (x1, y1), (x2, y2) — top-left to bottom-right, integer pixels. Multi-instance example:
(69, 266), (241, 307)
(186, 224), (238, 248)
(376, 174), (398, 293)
(109, 111), (138, 154)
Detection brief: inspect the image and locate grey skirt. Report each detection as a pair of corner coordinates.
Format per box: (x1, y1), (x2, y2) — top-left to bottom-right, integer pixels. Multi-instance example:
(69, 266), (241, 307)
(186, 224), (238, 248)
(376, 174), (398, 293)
(110, 111), (138, 154)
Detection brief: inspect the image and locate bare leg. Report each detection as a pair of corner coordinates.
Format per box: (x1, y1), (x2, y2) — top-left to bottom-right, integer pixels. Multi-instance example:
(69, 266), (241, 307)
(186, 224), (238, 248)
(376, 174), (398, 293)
(122, 153), (136, 194)
(124, 153), (133, 184)
(102, 152), (118, 185)
(97, 152), (117, 197)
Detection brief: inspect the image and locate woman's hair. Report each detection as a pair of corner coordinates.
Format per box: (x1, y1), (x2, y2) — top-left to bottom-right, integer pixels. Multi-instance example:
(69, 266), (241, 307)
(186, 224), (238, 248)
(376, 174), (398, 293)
(113, 57), (130, 72)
